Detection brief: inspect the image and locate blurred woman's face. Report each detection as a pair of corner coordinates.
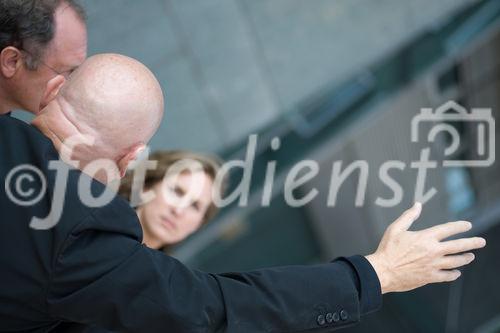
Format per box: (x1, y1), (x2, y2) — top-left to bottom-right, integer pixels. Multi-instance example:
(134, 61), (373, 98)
(137, 171), (214, 249)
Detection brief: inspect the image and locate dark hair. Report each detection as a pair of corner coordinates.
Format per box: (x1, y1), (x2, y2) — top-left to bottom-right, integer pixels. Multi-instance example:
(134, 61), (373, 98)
(0, 0), (85, 70)
(119, 150), (228, 225)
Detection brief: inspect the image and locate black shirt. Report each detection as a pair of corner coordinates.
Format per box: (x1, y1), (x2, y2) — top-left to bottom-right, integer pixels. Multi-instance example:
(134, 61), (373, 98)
(0, 116), (381, 332)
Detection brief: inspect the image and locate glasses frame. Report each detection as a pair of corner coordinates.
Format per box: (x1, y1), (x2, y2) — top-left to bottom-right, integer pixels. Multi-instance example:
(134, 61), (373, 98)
(20, 48), (68, 78)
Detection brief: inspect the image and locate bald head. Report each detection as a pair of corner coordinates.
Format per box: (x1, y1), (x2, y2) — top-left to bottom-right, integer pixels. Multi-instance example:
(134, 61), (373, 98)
(33, 53), (164, 183)
(61, 53), (163, 154)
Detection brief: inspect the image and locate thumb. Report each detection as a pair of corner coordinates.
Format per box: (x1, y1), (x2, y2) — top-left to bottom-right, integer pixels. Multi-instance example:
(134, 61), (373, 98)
(392, 202), (422, 232)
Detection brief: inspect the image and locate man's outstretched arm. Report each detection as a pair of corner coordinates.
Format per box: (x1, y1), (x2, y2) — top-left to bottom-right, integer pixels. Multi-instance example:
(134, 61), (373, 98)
(46, 202), (379, 332)
(46, 201), (485, 332)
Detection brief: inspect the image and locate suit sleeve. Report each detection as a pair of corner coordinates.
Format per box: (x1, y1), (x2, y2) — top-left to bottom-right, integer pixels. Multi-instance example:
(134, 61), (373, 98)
(46, 202), (381, 332)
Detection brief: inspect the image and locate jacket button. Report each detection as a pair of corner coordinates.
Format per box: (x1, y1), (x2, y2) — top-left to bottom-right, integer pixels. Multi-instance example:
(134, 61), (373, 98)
(317, 314), (326, 325)
(333, 312), (340, 322)
(326, 312), (333, 323)
(340, 309), (349, 321)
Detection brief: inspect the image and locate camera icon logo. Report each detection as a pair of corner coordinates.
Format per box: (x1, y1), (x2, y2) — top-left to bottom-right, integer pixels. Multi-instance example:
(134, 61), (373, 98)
(411, 100), (495, 167)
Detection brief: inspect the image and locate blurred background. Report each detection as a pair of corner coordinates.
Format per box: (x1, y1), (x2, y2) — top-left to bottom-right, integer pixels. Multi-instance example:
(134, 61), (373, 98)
(18, 0), (500, 332)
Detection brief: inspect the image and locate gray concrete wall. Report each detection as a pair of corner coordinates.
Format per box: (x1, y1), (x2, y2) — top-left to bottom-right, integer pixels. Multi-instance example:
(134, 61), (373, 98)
(78, 0), (478, 152)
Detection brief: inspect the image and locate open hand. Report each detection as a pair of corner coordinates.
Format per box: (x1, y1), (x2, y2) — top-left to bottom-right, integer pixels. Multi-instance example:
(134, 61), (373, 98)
(366, 202), (486, 294)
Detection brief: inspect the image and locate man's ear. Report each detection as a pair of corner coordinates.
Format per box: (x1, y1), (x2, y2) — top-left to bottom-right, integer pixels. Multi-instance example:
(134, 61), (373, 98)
(40, 75), (65, 110)
(117, 144), (146, 178)
(0, 47), (23, 78)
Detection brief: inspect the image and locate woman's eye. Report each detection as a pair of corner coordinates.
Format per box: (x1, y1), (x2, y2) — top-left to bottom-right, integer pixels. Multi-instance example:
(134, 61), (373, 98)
(168, 186), (183, 197)
(175, 188), (183, 196)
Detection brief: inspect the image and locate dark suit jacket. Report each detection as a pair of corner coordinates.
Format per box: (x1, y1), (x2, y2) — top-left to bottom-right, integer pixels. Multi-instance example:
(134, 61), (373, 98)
(0, 115), (382, 332)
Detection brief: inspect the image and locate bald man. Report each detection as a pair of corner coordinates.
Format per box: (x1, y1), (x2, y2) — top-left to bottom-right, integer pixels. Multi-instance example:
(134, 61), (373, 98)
(0, 54), (486, 332)
(32, 53), (163, 183)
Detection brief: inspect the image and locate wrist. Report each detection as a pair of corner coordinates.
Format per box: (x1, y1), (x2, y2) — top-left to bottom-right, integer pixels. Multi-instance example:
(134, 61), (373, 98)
(365, 253), (392, 294)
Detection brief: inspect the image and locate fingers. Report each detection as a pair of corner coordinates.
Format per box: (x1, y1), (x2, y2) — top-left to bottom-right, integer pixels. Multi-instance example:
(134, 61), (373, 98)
(438, 253), (475, 269)
(391, 202), (422, 232)
(441, 237), (486, 255)
(434, 269), (462, 283)
(424, 221), (472, 240)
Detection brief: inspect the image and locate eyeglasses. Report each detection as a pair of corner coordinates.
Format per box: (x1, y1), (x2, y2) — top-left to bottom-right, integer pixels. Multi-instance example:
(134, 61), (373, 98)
(20, 49), (70, 78)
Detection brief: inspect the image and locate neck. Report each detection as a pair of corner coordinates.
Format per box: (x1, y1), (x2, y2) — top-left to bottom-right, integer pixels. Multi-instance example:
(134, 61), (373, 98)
(0, 108), (11, 115)
(0, 87), (15, 115)
(33, 101), (121, 186)
(137, 208), (163, 250)
(32, 101), (87, 175)
(141, 230), (164, 250)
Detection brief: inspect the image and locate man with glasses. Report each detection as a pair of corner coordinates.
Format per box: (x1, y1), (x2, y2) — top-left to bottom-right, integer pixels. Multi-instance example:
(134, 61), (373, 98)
(0, 0), (87, 115)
